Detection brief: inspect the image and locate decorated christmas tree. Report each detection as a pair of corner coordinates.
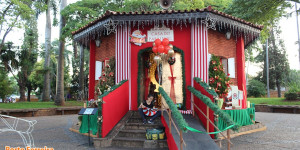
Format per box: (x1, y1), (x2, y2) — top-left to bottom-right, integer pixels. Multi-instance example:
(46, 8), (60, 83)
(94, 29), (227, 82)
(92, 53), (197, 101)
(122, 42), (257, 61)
(96, 58), (115, 95)
(209, 55), (231, 98)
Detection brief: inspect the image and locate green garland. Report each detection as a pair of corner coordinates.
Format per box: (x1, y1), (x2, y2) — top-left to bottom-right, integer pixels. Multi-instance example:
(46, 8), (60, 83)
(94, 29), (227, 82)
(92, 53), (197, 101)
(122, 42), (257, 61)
(137, 47), (187, 109)
(159, 87), (188, 132)
(194, 77), (218, 98)
(187, 86), (239, 131)
(97, 80), (128, 137)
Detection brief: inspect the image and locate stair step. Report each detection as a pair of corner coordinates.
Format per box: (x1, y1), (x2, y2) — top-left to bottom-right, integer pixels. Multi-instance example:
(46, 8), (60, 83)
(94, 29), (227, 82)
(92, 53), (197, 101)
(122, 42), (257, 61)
(117, 129), (146, 138)
(128, 117), (161, 123)
(112, 137), (168, 148)
(124, 123), (164, 130)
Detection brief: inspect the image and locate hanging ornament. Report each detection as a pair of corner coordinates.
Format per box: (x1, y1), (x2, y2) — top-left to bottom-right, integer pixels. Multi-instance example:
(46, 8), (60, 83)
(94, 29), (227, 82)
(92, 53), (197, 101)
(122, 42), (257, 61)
(153, 42), (156, 47)
(154, 39), (161, 46)
(161, 53), (167, 60)
(162, 38), (169, 46)
(158, 45), (164, 53)
(168, 57), (176, 65)
(168, 49), (175, 57)
(152, 46), (158, 53)
(154, 55), (161, 64)
(169, 44), (173, 49)
(164, 45), (170, 54)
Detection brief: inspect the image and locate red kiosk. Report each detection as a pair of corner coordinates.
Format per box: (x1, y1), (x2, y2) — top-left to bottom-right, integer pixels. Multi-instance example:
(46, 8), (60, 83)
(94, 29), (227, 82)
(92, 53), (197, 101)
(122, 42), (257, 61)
(73, 6), (262, 149)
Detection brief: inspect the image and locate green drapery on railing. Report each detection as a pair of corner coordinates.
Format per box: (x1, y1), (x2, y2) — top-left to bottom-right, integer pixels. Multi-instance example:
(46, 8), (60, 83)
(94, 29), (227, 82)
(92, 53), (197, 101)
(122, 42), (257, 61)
(218, 108), (255, 131)
(79, 109), (98, 135)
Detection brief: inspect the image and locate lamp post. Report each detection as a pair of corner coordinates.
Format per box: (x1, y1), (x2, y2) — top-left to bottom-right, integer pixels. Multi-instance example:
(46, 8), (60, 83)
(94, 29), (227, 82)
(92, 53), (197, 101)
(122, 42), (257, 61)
(295, 2), (300, 69)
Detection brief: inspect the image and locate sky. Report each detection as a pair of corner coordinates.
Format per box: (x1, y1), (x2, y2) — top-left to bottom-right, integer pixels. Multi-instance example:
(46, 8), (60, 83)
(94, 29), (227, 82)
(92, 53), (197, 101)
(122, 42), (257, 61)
(3, 1), (300, 77)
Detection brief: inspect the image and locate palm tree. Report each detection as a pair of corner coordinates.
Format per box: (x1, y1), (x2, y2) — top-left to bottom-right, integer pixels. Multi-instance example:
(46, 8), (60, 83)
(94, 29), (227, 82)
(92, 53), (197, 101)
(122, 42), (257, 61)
(55, 0), (67, 106)
(42, 0), (53, 101)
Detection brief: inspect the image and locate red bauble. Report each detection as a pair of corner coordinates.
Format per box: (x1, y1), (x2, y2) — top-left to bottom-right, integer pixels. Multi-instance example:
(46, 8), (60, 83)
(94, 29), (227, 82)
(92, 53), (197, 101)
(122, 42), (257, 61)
(158, 45), (164, 53)
(164, 46), (170, 54)
(162, 38), (169, 46)
(154, 39), (161, 46)
(152, 46), (158, 53)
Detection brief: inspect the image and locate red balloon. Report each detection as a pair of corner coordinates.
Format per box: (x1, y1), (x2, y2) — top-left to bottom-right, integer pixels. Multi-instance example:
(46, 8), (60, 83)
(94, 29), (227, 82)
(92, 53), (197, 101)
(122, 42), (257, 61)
(152, 46), (158, 53)
(154, 39), (161, 46)
(164, 46), (170, 54)
(162, 38), (169, 46)
(158, 45), (164, 53)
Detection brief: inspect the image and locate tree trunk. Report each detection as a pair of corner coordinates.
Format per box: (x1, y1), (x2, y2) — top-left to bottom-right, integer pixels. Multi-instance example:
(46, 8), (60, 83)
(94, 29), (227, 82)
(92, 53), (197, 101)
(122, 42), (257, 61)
(79, 45), (85, 101)
(276, 80), (281, 97)
(27, 84), (31, 102)
(55, 0), (67, 106)
(73, 41), (78, 59)
(42, 0), (51, 102)
(19, 83), (26, 102)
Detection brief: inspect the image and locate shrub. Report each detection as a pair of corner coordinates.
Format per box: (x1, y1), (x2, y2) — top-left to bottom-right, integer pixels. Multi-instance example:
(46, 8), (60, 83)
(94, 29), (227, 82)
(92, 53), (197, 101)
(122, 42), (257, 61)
(247, 79), (266, 98)
(284, 92), (298, 100)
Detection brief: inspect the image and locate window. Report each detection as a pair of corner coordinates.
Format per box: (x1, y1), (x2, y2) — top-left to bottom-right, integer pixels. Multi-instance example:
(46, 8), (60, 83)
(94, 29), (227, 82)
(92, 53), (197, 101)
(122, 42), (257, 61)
(221, 57), (235, 78)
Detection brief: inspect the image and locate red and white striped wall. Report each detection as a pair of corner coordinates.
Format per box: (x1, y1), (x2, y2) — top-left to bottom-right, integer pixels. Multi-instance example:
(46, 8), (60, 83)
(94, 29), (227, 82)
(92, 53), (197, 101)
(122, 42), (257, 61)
(191, 20), (209, 84)
(115, 24), (131, 109)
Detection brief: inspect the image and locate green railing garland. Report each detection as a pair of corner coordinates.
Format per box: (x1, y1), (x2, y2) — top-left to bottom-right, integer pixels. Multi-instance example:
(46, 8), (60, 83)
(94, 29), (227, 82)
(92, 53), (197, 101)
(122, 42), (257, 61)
(137, 47), (187, 109)
(194, 77), (218, 98)
(97, 80), (128, 137)
(159, 87), (188, 132)
(187, 86), (239, 131)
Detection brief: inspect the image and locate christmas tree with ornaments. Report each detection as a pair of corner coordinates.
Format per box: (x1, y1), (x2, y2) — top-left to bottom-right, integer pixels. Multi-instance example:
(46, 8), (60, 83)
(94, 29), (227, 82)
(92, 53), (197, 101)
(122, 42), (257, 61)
(209, 55), (231, 98)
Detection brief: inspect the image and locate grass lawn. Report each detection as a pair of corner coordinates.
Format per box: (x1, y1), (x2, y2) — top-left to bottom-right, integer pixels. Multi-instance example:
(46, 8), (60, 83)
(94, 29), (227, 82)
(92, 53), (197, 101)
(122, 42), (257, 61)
(0, 101), (84, 109)
(248, 97), (300, 105)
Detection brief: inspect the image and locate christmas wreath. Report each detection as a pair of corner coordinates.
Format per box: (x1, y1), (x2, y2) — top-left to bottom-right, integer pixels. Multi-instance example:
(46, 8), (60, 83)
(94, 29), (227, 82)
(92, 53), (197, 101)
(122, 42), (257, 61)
(168, 57), (176, 65)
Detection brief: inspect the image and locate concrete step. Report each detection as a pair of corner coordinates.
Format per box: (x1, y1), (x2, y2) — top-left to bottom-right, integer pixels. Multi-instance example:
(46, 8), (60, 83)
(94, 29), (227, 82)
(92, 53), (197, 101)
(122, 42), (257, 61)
(112, 137), (168, 149)
(127, 117), (161, 123)
(124, 123), (164, 130)
(117, 129), (146, 139)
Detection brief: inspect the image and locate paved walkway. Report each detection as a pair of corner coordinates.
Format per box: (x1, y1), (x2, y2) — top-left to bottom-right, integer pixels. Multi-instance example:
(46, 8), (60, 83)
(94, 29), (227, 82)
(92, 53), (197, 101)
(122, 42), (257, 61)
(1, 112), (299, 150)
(0, 115), (95, 150)
(222, 112), (300, 150)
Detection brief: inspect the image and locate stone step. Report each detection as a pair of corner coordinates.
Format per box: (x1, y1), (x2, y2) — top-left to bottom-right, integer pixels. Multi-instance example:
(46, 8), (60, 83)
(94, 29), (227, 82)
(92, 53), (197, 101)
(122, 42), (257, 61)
(112, 137), (168, 149)
(127, 117), (161, 123)
(124, 122), (164, 130)
(117, 129), (146, 139)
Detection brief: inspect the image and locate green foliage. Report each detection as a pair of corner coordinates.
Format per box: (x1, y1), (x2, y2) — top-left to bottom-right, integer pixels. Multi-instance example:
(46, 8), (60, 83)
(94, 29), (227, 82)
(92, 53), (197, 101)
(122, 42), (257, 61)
(188, 86), (239, 131)
(284, 92), (298, 100)
(287, 82), (300, 93)
(70, 47), (89, 100)
(61, 0), (104, 39)
(286, 70), (300, 90)
(0, 101), (84, 109)
(0, 66), (14, 100)
(121, 0), (161, 12)
(159, 87), (188, 132)
(225, 0), (291, 40)
(247, 79), (266, 98)
(209, 55), (231, 98)
(254, 27), (289, 97)
(248, 98), (300, 105)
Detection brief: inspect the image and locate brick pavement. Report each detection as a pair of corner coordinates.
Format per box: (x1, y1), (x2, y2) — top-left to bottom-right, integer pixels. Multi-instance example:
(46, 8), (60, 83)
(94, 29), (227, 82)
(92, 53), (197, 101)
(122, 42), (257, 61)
(222, 112), (300, 150)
